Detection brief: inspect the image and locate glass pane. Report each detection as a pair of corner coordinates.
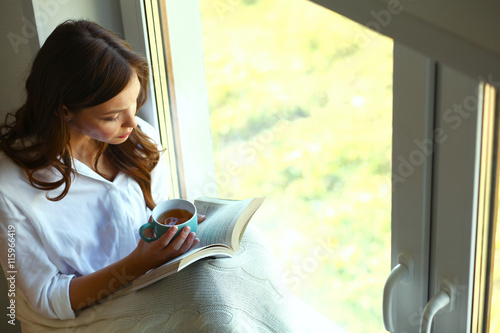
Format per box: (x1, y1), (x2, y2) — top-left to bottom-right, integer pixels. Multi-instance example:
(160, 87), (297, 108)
(199, 1), (393, 331)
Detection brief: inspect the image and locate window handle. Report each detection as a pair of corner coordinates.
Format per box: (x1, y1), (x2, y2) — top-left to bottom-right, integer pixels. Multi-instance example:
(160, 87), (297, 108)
(383, 252), (413, 332)
(419, 279), (456, 333)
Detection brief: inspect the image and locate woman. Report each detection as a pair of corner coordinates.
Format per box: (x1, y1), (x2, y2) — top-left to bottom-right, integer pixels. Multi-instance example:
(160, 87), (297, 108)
(0, 19), (201, 319)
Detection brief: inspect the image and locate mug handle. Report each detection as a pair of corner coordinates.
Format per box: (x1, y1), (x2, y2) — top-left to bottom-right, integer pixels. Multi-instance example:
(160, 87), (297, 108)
(139, 222), (158, 242)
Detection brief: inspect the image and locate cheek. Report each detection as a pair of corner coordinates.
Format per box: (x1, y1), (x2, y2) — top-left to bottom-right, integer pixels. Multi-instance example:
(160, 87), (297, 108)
(83, 125), (118, 142)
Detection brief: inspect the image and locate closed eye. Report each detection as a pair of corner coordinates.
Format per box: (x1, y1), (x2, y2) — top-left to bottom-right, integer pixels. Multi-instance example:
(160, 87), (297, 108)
(103, 114), (120, 122)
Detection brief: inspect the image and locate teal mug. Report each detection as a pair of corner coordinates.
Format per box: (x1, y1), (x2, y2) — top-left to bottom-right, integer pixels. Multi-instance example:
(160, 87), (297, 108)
(139, 199), (197, 243)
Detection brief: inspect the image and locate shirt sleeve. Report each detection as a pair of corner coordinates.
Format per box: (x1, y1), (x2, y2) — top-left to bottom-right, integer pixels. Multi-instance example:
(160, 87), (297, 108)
(136, 118), (170, 204)
(0, 193), (76, 320)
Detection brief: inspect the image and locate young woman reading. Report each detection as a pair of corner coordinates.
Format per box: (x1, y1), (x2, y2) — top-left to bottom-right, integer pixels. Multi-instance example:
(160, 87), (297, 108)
(0, 19), (203, 319)
(0, 19), (345, 333)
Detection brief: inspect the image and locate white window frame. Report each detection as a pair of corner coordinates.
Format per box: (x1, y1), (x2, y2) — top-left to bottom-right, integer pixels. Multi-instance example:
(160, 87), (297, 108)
(427, 65), (483, 332)
(388, 43), (435, 332)
(122, 0), (216, 200)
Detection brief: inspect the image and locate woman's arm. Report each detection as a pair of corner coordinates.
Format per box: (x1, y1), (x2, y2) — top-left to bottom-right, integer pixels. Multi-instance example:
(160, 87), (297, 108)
(69, 223), (199, 311)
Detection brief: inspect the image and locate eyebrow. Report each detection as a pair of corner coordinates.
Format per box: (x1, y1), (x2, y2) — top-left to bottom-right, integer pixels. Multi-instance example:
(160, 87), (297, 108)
(102, 109), (126, 115)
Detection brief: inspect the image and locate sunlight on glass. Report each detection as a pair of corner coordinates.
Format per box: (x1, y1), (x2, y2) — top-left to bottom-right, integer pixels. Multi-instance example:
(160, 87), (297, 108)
(199, 1), (393, 331)
(491, 225), (500, 332)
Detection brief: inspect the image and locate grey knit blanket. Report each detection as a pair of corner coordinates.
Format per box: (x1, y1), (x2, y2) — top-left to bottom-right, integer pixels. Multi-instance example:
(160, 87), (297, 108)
(16, 226), (347, 333)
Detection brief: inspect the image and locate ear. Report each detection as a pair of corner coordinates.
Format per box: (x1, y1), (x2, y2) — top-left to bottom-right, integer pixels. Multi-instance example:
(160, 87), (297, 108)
(62, 106), (72, 121)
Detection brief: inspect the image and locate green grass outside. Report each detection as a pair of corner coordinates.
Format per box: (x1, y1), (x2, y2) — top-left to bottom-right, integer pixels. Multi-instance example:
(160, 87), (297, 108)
(199, 1), (393, 331)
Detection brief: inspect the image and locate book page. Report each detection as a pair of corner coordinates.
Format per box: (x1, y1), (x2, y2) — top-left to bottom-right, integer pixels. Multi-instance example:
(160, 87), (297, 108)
(195, 198), (252, 248)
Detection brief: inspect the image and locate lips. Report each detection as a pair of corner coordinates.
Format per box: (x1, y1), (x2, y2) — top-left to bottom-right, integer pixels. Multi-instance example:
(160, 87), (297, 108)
(118, 130), (132, 139)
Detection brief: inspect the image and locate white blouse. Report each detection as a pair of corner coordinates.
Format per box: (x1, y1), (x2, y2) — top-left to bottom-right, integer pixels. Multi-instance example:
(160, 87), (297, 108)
(0, 118), (169, 320)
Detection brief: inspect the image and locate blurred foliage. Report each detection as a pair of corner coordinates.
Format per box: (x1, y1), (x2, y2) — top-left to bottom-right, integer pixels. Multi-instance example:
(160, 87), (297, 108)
(199, 1), (392, 332)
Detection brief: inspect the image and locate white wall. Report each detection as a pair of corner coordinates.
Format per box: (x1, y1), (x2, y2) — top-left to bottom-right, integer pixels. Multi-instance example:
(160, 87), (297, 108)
(0, 0), (125, 123)
(376, 0), (500, 56)
(32, 0), (124, 44)
(0, 0), (39, 122)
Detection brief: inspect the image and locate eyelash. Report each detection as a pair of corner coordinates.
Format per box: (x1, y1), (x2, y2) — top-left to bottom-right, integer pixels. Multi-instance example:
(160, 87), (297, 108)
(103, 115), (120, 122)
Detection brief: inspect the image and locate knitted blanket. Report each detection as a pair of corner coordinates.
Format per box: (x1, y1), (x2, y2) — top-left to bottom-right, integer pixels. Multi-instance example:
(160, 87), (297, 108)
(16, 226), (347, 332)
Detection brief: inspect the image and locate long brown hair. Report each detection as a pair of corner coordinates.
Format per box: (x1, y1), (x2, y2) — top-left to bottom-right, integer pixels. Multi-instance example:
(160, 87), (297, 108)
(0, 20), (160, 209)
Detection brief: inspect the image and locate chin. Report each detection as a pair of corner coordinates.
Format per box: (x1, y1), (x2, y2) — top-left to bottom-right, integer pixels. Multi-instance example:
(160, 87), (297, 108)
(110, 138), (129, 145)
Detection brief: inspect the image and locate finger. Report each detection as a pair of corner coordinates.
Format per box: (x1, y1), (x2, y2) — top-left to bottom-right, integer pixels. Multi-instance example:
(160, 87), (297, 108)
(177, 232), (197, 254)
(157, 226), (178, 248)
(191, 236), (200, 248)
(197, 214), (206, 224)
(166, 226), (191, 252)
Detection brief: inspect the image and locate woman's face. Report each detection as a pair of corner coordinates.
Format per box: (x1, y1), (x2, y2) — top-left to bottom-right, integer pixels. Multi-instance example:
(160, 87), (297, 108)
(66, 74), (141, 145)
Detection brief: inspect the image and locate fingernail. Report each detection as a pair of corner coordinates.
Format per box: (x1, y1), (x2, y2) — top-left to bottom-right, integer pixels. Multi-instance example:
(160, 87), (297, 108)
(171, 226), (178, 232)
(184, 226), (191, 233)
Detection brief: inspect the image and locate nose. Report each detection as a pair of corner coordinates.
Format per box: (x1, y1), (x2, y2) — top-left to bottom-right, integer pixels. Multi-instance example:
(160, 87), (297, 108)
(123, 108), (138, 129)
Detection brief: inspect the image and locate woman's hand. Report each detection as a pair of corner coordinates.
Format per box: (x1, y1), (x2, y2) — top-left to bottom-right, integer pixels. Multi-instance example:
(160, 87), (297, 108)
(130, 220), (200, 274)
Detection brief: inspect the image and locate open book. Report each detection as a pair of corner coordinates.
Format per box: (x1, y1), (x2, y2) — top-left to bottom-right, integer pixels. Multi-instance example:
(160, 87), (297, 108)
(131, 196), (265, 291)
